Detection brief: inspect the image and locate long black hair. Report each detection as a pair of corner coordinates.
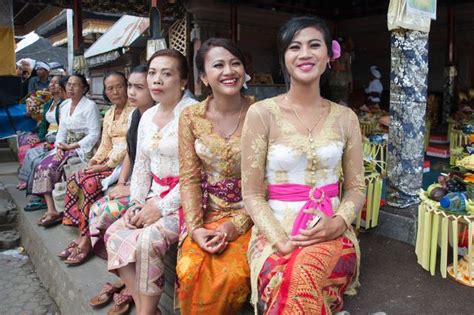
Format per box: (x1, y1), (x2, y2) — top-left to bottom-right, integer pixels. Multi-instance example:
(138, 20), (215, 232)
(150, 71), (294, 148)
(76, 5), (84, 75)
(126, 65), (150, 167)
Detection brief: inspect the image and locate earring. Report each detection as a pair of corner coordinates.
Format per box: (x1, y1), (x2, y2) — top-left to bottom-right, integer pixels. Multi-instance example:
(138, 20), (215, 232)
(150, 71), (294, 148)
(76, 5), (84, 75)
(327, 61), (332, 70)
(180, 86), (185, 91)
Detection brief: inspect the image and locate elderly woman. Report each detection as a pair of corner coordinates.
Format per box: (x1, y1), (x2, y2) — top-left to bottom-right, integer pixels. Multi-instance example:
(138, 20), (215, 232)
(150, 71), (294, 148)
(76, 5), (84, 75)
(105, 49), (197, 315)
(60, 72), (133, 266)
(18, 75), (65, 192)
(32, 74), (101, 228)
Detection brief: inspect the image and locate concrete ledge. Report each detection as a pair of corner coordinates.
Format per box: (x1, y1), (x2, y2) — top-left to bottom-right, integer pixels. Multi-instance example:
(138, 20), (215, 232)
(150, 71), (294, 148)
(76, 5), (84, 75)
(371, 205), (418, 246)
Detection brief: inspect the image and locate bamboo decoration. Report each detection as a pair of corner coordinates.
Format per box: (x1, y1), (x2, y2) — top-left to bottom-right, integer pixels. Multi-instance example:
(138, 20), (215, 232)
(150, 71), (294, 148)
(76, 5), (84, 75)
(415, 193), (474, 287)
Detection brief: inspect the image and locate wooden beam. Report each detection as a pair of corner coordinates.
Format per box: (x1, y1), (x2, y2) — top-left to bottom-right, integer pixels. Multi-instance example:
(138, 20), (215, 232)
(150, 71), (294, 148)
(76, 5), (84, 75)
(73, 0), (83, 55)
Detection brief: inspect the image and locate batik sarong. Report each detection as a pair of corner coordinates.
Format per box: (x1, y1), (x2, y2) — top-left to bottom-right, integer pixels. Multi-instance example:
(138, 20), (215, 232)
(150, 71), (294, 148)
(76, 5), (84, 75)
(62, 168), (112, 236)
(258, 236), (356, 315)
(89, 195), (132, 259)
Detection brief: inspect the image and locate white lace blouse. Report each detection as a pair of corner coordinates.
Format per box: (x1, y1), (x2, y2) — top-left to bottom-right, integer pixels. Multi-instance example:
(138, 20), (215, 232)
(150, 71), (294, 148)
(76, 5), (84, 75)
(55, 96), (101, 156)
(130, 95), (198, 216)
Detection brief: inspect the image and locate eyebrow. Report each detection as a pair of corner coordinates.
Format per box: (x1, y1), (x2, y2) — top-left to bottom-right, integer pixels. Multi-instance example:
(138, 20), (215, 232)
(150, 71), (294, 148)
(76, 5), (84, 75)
(211, 58), (241, 64)
(149, 67), (174, 72)
(290, 38), (322, 44)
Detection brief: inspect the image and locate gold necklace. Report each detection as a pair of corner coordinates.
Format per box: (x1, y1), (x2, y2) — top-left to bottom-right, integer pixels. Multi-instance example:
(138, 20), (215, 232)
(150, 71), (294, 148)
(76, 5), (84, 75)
(214, 103), (244, 141)
(285, 94), (326, 139)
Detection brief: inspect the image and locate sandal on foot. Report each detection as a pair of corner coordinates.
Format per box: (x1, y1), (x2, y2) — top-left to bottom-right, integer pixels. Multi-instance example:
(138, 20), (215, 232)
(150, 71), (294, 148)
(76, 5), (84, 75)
(89, 280), (125, 308)
(64, 247), (91, 266)
(16, 181), (27, 190)
(25, 201), (48, 212)
(58, 241), (79, 260)
(39, 212), (63, 228)
(37, 213), (48, 225)
(107, 291), (134, 315)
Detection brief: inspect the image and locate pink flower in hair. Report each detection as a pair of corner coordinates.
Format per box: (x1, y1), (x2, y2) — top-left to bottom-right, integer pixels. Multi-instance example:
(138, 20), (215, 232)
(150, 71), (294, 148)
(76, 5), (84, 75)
(331, 40), (341, 61)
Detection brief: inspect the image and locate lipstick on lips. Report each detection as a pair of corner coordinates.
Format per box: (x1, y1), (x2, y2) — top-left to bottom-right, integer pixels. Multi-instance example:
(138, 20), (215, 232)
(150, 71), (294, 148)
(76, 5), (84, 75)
(297, 62), (315, 72)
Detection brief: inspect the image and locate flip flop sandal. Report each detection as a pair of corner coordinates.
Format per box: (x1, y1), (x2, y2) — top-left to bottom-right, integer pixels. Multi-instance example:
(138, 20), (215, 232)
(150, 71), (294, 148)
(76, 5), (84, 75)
(64, 247), (91, 266)
(39, 212), (63, 228)
(58, 241), (79, 260)
(107, 291), (134, 315)
(16, 182), (27, 190)
(31, 196), (44, 203)
(24, 201), (48, 212)
(89, 280), (125, 308)
(37, 213), (48, 225)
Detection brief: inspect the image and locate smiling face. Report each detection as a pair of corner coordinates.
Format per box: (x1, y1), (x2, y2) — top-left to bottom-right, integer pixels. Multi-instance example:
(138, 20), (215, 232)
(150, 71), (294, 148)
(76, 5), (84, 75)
(200, 46), (245, 97)
(147, 55), (186, 104)
(127, 72), (154, 109)
(104, 74), (128, 106)
(284, 27), (330, 86)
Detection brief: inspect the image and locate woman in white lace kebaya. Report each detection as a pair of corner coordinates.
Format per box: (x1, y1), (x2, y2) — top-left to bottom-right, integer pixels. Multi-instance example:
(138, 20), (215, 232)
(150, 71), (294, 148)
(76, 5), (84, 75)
(241, 16), (365, 314)
(105, 49), (197, 315)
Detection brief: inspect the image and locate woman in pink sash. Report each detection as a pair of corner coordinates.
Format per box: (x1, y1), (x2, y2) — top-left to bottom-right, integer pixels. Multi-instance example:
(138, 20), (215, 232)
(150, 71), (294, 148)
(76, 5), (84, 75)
(241, 16), (366, 314)
(105, 49), (197, 315)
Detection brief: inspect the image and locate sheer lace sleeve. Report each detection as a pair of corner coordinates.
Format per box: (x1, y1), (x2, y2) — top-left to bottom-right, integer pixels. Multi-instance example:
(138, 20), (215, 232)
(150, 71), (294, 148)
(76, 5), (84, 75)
(179, 107), (204, 235)
(130, 114), (152, 204)
(230, 209), (253, 235)
(241, 104), (288, 246)
(336, 109), (366, 226)
(91, 108), (113, 165)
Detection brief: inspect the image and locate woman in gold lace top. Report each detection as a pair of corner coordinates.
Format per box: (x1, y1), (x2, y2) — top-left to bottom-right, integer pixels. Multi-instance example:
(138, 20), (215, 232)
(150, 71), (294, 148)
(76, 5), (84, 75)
(176, 38), (253, 314)
(241, 16), (366, 314)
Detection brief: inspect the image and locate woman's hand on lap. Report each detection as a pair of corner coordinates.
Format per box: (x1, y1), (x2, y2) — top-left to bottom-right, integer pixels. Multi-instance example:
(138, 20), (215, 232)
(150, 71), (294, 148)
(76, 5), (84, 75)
(192, 228), (228, 254)
(215, 221), (239, 242)
(109, 184), (130, 199)
(290, 212), (347, 247)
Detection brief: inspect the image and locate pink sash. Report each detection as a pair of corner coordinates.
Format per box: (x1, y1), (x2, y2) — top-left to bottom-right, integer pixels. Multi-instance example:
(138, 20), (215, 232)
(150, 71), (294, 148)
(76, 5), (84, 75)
(267, 182), (339, 236)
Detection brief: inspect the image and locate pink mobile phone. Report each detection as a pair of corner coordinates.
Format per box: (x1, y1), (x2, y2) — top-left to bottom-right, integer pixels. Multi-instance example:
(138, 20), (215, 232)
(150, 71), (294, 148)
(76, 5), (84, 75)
(306, 214), (322, 229)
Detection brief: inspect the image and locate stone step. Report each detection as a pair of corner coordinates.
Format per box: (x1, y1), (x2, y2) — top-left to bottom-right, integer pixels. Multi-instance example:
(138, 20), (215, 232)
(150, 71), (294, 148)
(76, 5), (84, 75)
(3, 173), (254, 315)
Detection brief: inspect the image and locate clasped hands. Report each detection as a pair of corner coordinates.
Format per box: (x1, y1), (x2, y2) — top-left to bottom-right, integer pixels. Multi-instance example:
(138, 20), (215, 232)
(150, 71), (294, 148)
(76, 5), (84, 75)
(191, 221), (239, 255)
(276, 209), (347, 256)
(124, 199), (162, 229)
(55, 142), (76, 160)
(83, 159), (110, 174)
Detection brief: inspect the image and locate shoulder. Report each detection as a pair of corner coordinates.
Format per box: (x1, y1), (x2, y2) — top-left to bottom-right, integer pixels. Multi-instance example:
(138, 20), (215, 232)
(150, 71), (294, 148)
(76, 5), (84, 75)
(141, 104), (157, 122)
(175, 95), (199, 116)
(248, 96), (280, 118)
(181, 98), (206, 119)
(330, 101), (356, 116)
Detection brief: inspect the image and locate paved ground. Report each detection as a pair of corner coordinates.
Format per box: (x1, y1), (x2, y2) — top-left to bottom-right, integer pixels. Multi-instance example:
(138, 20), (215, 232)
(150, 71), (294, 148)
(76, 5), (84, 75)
(0, 252), (59, 315)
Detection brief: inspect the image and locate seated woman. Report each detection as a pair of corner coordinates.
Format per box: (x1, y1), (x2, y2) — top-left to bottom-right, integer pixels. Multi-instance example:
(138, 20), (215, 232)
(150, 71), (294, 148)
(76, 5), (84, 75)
(32, 74), (101, 228)
(60, 72), (133, 266)
(89, 65), (154, 259)
(20, 76), (67, 208)
(241, 16), (366, 314)
(105, 49), (197, 315)
(17, 75), (63, 178)
(176, 38), (253, 315)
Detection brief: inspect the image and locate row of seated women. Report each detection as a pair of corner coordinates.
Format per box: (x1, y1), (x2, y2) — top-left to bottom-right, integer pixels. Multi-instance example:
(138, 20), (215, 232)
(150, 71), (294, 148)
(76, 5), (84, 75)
(18, 15), (365, 315)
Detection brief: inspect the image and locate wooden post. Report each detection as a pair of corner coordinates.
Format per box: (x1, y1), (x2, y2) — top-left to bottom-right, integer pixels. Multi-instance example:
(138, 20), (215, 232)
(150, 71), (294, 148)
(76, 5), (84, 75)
(72, 0), (86, 74)
(147, 0), (167, 60)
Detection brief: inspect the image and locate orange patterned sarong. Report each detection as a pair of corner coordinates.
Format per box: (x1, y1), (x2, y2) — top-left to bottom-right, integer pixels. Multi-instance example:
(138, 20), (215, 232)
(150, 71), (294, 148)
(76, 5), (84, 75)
(177, 218), (251, 315)
(258, 236), (356, 315)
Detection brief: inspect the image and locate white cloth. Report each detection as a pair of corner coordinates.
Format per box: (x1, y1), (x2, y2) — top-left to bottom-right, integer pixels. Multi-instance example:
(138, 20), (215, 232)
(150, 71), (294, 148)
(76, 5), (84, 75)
(55, 96), (101, 157)
(35, 61), (50, 71)
(370, 66), (381, 79)
(45, 105), (57, 125)
(365, 79), (383, 103)
(130, 95), (198, 216)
